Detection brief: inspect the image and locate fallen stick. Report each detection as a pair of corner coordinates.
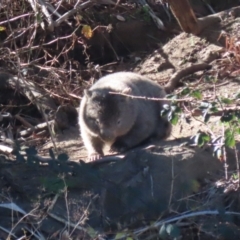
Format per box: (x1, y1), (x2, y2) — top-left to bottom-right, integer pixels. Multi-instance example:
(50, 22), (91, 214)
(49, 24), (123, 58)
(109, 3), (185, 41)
(19, 120), (54, 137)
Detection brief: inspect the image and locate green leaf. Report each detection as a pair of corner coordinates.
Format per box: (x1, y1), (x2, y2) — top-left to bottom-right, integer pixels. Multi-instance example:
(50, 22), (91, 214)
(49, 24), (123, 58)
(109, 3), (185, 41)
(210, 106), (219, 112)
(224, 128), (231, 138)
(87, 227), (98, 238)
(232, 173), (238, 180)
(200, 133), (210, 146)
(236, 128), (240, 134)
(169, 112), (179, 125)
(225, 129), (235, 148)
(41, 177), (65, 193)
(115, 232), (126, 239)
(194, 132), (210, 147)
(191, 90), (202, 100)
(204, 75), (218, 83)
(180, 87), (191, 96)
(221, 98), (233, 104)
(204, 75), (212, 82)
(171, 105), (181, 113)
(191, 179), (200, 192)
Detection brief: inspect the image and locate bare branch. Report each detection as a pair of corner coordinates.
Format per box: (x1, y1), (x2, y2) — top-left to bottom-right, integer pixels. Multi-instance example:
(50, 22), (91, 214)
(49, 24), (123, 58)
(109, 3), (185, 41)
(53, 0), (94, 27)
(38, 0), (54, 31)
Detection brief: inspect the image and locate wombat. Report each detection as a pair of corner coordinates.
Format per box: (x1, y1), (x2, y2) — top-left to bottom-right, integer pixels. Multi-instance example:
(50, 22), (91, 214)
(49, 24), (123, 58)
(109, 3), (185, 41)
(79, 72), (171, 161)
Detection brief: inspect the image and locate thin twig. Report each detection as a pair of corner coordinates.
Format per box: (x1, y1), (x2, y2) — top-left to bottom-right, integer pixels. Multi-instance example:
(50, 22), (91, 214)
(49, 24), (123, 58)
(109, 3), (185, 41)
(53, 0), (93, 27)
(133, 210), (240, 238)
(0, 13), (33, 25)
(38, 0), (54, 30)
(15, 114), (33, 128)
(0, 226), (17, 238)
(109, 91), (192, 102)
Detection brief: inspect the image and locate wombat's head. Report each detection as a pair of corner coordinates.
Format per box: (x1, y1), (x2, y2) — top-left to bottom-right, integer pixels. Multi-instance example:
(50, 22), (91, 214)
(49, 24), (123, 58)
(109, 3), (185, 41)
(83, 88), (136, 142)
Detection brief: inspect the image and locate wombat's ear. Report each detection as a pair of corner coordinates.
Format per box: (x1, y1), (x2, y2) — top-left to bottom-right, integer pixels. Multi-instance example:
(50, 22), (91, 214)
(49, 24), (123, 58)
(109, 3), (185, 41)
(84, 89), (92, 98)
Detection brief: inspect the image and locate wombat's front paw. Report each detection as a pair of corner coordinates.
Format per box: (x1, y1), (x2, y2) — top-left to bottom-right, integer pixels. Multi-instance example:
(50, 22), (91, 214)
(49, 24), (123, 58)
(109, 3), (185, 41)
(88, 152), (103, 161)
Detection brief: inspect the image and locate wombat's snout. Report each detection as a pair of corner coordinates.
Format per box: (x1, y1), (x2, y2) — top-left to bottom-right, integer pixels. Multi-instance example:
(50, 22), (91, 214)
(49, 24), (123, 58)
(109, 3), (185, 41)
(100, 128), (116, 142)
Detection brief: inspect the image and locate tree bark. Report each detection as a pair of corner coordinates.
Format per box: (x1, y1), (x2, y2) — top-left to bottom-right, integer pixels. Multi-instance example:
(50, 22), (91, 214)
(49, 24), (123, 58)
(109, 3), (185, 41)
(167, 0), (201, 35)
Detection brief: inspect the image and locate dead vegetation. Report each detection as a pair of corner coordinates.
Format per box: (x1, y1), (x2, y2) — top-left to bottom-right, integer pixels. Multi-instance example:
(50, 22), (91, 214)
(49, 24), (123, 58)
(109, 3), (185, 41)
(1, 0), (240, 239)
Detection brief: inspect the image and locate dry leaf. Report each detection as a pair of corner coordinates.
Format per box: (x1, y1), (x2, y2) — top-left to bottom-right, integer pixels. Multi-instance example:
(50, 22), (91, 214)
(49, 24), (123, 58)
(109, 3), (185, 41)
(81, 25), (93, 39)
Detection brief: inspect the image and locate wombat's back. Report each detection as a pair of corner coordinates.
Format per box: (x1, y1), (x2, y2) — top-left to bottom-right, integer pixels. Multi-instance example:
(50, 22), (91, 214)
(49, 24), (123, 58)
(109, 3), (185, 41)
(91, 72), (166, 99)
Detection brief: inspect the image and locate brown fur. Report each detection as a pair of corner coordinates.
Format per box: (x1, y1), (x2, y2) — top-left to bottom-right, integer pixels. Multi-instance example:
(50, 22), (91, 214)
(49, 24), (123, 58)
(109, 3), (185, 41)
(79, 72), (171, 160)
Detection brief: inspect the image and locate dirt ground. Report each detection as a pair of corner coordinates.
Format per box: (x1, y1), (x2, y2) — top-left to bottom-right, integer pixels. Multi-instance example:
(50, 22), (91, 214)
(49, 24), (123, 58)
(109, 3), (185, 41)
(1, 3), (240, 240)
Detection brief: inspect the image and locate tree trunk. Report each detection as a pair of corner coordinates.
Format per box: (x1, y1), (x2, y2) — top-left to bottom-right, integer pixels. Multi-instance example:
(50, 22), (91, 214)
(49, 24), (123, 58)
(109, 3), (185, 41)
(167, 0), (201, 35)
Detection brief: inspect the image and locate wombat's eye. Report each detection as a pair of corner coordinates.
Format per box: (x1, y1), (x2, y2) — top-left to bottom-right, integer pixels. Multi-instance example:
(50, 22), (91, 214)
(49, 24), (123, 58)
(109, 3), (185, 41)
(95, 119), (100, 125)
(117, 119), (121, 125)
